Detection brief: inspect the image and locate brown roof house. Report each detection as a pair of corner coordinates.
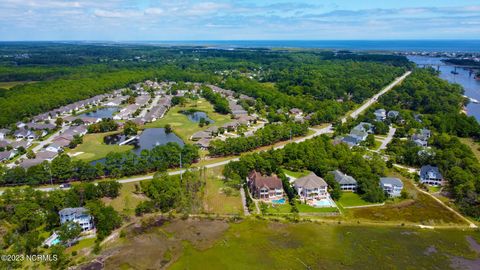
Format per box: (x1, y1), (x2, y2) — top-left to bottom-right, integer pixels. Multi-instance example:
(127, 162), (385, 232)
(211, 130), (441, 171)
(247, 171), (284, 200)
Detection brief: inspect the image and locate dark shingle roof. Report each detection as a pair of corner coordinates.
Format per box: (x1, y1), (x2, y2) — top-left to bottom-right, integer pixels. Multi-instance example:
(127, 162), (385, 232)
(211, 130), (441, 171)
(330, 170), (357, 185)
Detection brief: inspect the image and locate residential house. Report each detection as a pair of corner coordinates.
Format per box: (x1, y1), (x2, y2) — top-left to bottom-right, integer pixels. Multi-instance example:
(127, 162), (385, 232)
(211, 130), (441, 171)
(190, 131), (212, 141)
(330, 170), (357, 191)
(353, 122), (374, 134)
(374, 109), (387, 121)
(247, 171), (284, 200)
(59, 207), (94, 232)
(46, 143), (63, 153)
(0, 151), (14, 162)
(52, 136), (72, 148)
(14, 129), (31, 139)
(387, 110), (400, 119)
(19, 158), (44, 169)
(411, 128), (431, 147)
(420, 165), (444, 186)
(379, 177), (403, 197)
(0, 140), (10, 149)
(294, 172), (329, 200)
(11, 140), (30, 150)
(0, 129), (10, 140)
(194, 138), (211, 150)
(36, 150), (58, 161)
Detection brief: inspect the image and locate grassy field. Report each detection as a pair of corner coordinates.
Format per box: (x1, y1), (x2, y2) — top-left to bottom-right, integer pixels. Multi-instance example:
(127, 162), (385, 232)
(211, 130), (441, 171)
(203, 166), (243, 215)
(145, 98), (232, 143)
(265, 202), (338, 214)
(337, 192), (376, 208)
(139, 219), (480, 270)
(102, 182), (148, 216)
(460, 137), (480, 161)
(345, 171), (467, 225)
(67, 131), (133, 162)
(281, 169), (310, 178)
(0, 81), (38, 89)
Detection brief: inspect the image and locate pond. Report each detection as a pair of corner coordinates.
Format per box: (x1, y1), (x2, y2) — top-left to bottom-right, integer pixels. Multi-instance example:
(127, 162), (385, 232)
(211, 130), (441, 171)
(180, 110), (214, 123)
(92, 128), (184, 165)
(104, 128), (184, 155)
(79, 106), (119, 119)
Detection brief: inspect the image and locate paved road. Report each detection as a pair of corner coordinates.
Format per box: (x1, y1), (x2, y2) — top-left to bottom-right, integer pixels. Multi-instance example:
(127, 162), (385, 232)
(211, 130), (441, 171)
(0, 72), (410, 194)
(342, 71), (411, 123)
(377, 126), (396, 151)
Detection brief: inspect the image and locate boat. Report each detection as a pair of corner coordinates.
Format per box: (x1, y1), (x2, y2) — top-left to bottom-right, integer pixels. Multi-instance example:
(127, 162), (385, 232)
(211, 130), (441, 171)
(451, 71), (459, 75)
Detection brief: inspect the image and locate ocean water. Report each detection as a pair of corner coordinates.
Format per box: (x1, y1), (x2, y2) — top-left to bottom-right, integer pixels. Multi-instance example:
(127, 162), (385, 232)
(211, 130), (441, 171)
(135, 40), (480, 52)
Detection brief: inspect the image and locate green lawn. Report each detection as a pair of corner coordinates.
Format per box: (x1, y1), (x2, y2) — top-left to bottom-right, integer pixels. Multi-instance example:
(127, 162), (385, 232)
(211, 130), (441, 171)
(265, 202), (338, 214)
(337, 192), (375, 208)
(427, 185), (442, 193)
(203, 166), (243, 215)
(103, 182), (148, 217)
(67, 131), (133, 162)
(281, 169), (310, 178)
(169, 219), (480, 270)
(145, 98), (232, 143)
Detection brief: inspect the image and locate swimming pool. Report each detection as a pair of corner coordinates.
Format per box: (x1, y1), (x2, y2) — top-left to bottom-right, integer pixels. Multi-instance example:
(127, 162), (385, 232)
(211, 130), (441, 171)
(271, 198), (286, 204)
(313, 199), (335, 207)
(50, 238), (60, 245)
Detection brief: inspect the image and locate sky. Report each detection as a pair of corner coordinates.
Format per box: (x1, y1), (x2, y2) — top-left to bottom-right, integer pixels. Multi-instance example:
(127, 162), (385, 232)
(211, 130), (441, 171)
(0, 0), (479, 40)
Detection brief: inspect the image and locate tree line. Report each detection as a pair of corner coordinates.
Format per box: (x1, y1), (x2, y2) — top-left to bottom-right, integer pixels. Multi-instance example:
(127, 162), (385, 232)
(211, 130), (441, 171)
(208, 122), (309, 156)
(0, 142), (199, 186)
(200, 86), (231, 114)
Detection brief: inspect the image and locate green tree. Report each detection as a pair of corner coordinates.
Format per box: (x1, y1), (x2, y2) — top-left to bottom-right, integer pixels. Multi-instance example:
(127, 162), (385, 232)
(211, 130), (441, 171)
(57, 221), (82, 246)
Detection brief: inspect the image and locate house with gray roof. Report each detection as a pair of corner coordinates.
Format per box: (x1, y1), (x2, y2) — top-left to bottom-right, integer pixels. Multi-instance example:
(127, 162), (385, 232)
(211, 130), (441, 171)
(59, 207), (94, 232)
(387, 110), (400, 119)
(0, 151), (14, 162)
(190, 131), (212, 141)
(420, 165), (444, 186)
(380, 177), (403, 197)
(374, 109), (387, 121)
(330, 170), (357, 191)
(294, 172), (329, 200)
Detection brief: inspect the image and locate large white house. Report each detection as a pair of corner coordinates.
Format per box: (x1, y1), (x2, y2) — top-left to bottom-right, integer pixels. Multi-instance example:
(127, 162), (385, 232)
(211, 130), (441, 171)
(59, 207), (94, 232)
(294, 172), (329, 200)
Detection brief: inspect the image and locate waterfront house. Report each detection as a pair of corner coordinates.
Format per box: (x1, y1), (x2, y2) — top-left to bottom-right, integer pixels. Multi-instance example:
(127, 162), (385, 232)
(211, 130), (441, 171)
(247, 170), (284, 200)
(294, 172), (329, 200)
(330, 170), (357, 191)
(374, 109), (387, 121)
(59, 207), (94, 232)
(190, 131), (212, 141)
(379, 177), (403, 197)
(420, 165), (444, 186)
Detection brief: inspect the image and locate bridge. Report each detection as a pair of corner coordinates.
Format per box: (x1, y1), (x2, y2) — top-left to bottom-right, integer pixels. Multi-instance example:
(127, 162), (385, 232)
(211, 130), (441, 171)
(119, 135), (139, 145)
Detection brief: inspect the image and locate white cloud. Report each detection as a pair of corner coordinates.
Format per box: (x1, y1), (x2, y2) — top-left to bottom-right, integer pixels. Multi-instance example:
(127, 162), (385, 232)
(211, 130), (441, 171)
(144, 8), (164, 16)
(93, 9), (140, 18)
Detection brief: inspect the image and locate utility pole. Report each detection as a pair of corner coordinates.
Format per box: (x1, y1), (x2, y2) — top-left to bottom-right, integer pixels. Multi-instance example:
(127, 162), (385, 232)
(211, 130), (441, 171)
(290, 128), (292, 141)
(179, 151), (183, 181)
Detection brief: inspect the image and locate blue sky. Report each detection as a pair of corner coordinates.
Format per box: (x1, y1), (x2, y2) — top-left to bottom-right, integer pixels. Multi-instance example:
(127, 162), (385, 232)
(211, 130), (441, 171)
(0, 0), (479, 40)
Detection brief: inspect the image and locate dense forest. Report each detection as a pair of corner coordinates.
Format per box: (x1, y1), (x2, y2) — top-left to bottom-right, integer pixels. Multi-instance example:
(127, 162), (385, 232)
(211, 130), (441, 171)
(0, 43), (410, 127)
(224, 135), (388, 203)
(0, 143), (198, 186)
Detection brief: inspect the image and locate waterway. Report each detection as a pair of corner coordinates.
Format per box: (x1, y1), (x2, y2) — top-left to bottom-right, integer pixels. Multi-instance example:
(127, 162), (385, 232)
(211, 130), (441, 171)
(408, 56), (480, 122)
